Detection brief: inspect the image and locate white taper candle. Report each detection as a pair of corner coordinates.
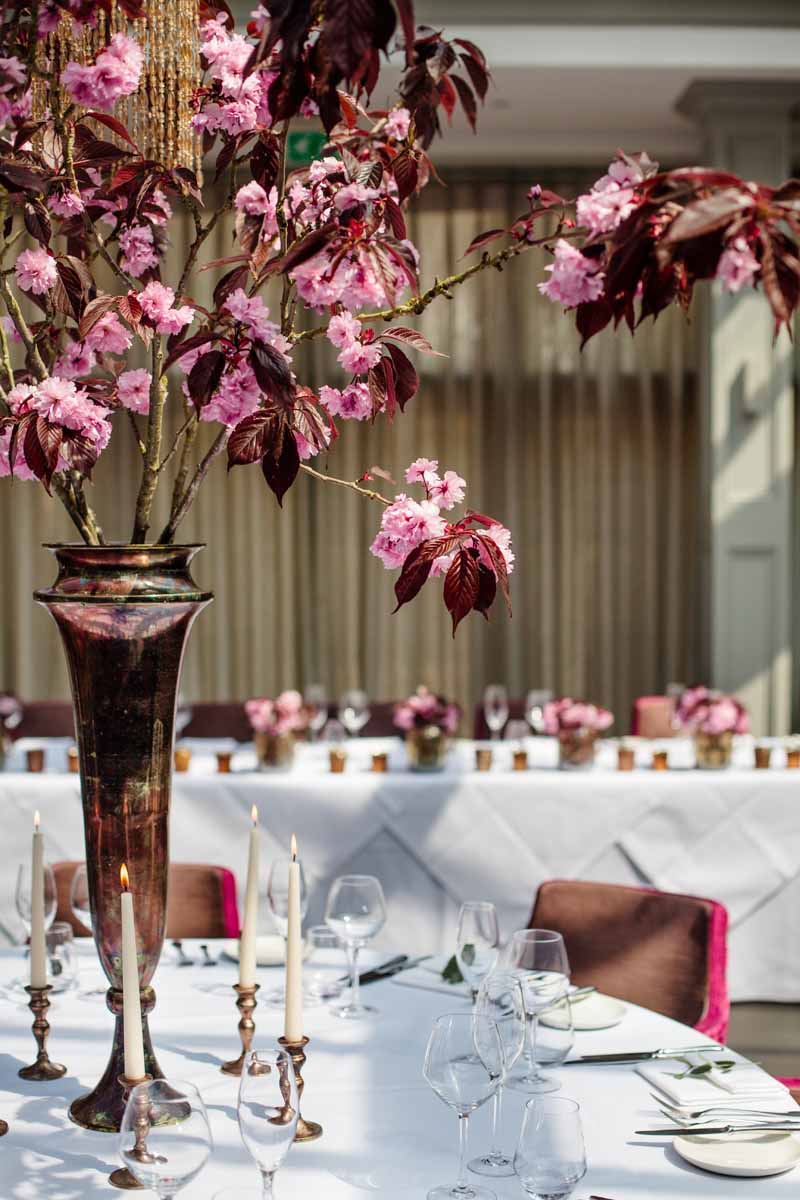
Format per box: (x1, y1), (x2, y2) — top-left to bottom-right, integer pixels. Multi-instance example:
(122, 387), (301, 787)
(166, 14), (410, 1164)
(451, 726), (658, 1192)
(284, 833), (304, 1043)
(29, 811), (47, 989)
(120, 864), (146, 1081)
(239, 805), (260, 988)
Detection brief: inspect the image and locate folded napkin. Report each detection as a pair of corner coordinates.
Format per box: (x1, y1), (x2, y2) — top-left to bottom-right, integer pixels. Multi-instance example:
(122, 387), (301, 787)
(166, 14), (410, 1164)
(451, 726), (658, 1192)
(638, 1054), (792, 1110)
(391, 957), (471, 998)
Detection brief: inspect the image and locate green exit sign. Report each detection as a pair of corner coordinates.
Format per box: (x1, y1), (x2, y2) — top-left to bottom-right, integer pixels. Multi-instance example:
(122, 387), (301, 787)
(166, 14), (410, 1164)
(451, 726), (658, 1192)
(286, 130), (328, 168)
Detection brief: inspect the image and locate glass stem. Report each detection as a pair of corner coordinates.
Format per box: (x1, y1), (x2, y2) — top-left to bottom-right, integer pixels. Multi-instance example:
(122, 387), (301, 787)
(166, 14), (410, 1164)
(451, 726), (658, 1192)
(260, 1169), (275, 1199)
(524, 1011), (535, 1073)
(530, 1012), (541, 1079)
(490, 1087), (503, 1158)
(348, 942), (361, 1010)
(457, 1113), (470, 1190)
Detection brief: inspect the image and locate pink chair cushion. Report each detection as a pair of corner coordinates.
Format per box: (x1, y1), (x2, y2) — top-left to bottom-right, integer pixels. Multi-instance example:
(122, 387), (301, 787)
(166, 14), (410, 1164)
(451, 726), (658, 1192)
(530, 879), (729, 1043)
(631, 695), (676, 738)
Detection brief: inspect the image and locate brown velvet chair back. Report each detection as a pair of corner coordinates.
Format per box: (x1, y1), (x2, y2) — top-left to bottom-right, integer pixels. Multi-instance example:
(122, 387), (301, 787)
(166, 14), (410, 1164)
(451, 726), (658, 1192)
(12, 701), (75, 740)
(54, 861), (240, 940)
(182, 702), (253, 741)
(529, 879), (726, 1031)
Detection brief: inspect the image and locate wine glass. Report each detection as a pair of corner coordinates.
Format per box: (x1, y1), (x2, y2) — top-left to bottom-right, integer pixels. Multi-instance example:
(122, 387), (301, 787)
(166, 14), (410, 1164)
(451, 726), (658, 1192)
(15, 862), (57, 937)
(117, 1078), (212, 1197)
(456, 902), (499, 1001)
(338, 689), (370, 737)
(69, 863), (92, 935)
(175, 696), (193, 738)
(324, 874), (386, 1019)
(304, 684), (328, 740)
(267, 856), (308, 940)
(525, 690), (552, 734)
(501, 929), (570, 1094)
(483, 686), (508, 741)
(469, 971), (526, 1178)
(514, 1097), (587, 1199)
(235, 1049), (299, 1200)
(423, 1012), (504, 1200)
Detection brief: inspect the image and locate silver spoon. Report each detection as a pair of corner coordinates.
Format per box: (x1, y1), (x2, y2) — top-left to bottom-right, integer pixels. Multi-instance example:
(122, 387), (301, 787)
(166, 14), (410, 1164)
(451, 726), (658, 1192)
(649, 1093), (800, 1121)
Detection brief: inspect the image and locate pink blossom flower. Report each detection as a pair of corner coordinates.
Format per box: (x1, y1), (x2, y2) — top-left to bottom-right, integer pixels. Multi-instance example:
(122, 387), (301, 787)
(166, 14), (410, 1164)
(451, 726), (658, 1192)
(1, 316), (21, 344)
(84, 312), (132, 355)
(7, 382), (35, 414)
(38, 3), (62, 36)
(385, 107), (411, 141)
(61, 33), (143, 112)
(319, 382), (373, 420)
(200, 360), (261, 427)
(528, 184), (542, 203)
(538, 239), (605, 308)
(224, 289), (291, 355)
(483, 522), (515, 572)
(334, 182), (380, 212)
(138, 281), (194, 335)
(576, 183), (639, 237)
(117, 369), (151, 415)
(0, 56), (26, 92)
(716, 238), (760, 294)
(245, 690), (308, 735)
(148, 188), (172, 227)
(405, 457), (439, 484)
(542, 697), (614, 734)
(339, 339), (382, 375)
(15, 247), (57, 295)
(118, 224), (159, 277)
(235, 180), (271, 215)
(28, 377), (111, 452)
(429, 470), (466, 511)
(295, 420), (331, 460)
(327, 311), (362, 349)
(394, 686), (461, 733)
(0, 427), (37, 481)
(54, 340), (95, 379)
(48, 190), (85, 218)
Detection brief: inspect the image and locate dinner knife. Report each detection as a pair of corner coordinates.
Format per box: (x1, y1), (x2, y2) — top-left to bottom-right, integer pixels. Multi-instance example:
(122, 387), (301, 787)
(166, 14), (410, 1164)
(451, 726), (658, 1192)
(336, 955), (407, 986)
(562, 1044), (723, 1065)
(361, 954), (432, 984)
(636, 1124), (800, 1136)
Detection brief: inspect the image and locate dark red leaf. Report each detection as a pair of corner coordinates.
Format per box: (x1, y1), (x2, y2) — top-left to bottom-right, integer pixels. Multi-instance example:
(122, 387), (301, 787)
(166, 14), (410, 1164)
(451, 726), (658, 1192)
(61, 429), (99, 477)
(251, 132), (281, 190)
(463, 228), (506, 256)
(292, 388), (333, 454)
(278, 223), (337, 274)
(83, 111), (139, 149)
(384, 196), (407, 240)
(663, 189), (754, 244)
(324, 0), (396, 80)
(394, 0), (416, 65)
(575, 297), (613, 347)
(228, 409), (272, 467)
(392, 149), (419, 202)
(450, 75), (478, 132)
(367, 361), (388, 415)
(444, 546), (479, 634)
(188, 350), (226, 411)
(474, 564), (497, 619)
(261, 420), (300, 506)
(162, 330), (217, 371)
(379, 325), (443, 355)
(214, 264), (249, 311)
(393, 540), (435, 610)
(78, 294), (120, 340)
(382, 354), (397, 419)
(436, 75), (457, 123)
(249, 343), (294, 407)
(475, 533), (512, 615)
(0, 161), (48, 192)
(453, 37), (487, 67)
(24, 417), (61, 490)
(23, 199), (51, 246)
(384, 343), (418, 409)
(54, 257), (86, 319)
(458, 52), (489, 101)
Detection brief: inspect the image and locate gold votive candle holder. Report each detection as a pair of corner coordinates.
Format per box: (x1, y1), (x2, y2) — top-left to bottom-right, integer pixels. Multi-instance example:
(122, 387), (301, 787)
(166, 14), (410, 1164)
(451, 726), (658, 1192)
(475, 748), (492, 772)
(512, 750), (528, 771)
(618, 746), (635, 772)
(277, 1035), (323, 1143)
(788, 748), (800, 769)
(652, 750), (668, 772)
(216, 751), (232, 774)
(26, 748), (44, 773)
(173, 747), (191, 773)
(371, 752), (388, 773)
(18, 984), (66, 1081)
(67, 746), (79, 773)
(329, 749), (347, 774)
(755, 745), (772, 770)
(221, 983), (259, 1076)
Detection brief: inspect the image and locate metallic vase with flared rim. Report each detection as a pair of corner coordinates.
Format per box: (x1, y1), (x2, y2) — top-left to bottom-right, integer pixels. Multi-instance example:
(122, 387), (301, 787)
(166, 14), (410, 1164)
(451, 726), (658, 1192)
(35, 544), (212, 1132)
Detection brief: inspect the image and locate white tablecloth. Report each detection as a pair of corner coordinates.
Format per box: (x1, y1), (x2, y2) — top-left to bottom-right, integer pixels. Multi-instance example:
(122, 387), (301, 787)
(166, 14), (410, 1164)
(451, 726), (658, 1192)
(0, 941), (797, 1199)
(3, 736), (800, 1001)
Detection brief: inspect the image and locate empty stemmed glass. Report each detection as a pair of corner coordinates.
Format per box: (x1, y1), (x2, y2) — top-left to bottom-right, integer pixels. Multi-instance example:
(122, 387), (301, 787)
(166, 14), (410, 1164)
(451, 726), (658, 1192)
(117, 1078), (212, 1197)
(338, 689), (370, 737)
(501, 929), (570, 1094)
(483, 686), (509, 741)
(515, 1097), (587, 1199)
(266, 855), (309, 1006)
(69, 863), (92, 935)
(304, 684), (329, 740)
(469, 972), (526, 1178)
(16, 861), (57, 939)
(232, 1049), (299, 1200)
(324, 874), (386, 1019)
(456, 902), (499, 1001)
(424, 1012), (504, 1200)
(525, 690), (552, 734)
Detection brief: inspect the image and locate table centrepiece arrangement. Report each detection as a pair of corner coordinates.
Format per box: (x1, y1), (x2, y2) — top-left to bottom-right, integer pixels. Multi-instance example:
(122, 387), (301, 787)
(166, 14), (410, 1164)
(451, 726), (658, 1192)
(393, 685), (461, 770)
(245, 691), (310, 770)
(675, 687), (750, 770)
(542, 698), (615, 770)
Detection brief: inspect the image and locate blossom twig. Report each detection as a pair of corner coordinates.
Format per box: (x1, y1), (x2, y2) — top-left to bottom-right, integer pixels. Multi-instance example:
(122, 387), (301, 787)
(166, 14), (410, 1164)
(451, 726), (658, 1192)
(299, 463), (391, 505)
(159, 427), (229, 543)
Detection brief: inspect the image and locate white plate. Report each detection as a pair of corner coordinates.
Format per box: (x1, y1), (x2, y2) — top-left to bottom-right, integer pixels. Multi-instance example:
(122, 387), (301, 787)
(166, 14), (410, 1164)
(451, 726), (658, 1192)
(539, 991), (627, 1031)
(674, 1131), (800, 1178)
(219, 936), (310, 967)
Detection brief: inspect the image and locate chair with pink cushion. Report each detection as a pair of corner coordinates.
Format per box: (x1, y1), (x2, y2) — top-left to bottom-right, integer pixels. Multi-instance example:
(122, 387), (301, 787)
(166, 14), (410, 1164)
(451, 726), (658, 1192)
(631, 695), (676, 738)
(529, 879), (729, 1043)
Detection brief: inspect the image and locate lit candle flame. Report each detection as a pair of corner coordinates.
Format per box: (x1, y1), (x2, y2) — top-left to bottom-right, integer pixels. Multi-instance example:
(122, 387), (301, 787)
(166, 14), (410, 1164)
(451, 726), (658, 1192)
(120, 863), (130, 891)
(33, 810), (40, 832)
(251, 804), (258, 826)
(290, 833), (297, 862)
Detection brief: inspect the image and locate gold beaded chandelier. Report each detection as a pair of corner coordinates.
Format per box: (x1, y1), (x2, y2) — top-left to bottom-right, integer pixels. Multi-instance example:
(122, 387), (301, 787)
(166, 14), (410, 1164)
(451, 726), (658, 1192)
(33, 1), (201, 172)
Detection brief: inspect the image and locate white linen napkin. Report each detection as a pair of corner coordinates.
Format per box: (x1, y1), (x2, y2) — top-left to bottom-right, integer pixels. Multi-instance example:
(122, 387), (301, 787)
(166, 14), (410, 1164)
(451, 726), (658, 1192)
(638, 1054), (792, 1110)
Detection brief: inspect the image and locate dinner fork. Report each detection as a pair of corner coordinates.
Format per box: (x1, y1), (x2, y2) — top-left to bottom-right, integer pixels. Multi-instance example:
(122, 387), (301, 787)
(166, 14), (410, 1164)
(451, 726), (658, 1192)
(649, 1093), (800, 1122)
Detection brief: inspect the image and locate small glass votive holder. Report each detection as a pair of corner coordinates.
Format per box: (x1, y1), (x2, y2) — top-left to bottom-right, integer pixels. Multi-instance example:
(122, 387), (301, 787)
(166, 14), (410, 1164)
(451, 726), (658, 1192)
(26, 748), (44, 773)
(329, 749), (347, 774)
(755, 744), (772, 770)
(371, 752), (388, 773)
(787, 746), (800, 770)
(46, 921), (77, 993)
(512, 749), (528, 771)
(475, 747), (492, 771)
(66, 746), (79, 773)
(617, 745), (635, 772)
(304, 925), (344, 1002)
(216, 751), (232, 774)
(652, 749), (668, 772)
(174, 747), (192, 773)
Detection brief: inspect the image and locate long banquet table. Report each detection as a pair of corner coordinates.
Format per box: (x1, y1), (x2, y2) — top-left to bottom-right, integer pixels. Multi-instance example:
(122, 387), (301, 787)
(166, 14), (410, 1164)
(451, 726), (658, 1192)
(2, 735), (800, 1001)
(0, 940), (798, 1198)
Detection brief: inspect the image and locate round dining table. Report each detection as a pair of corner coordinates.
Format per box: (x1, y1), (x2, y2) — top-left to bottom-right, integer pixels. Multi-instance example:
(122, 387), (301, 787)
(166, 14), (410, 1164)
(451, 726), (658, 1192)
(0, 940), (797, 1198)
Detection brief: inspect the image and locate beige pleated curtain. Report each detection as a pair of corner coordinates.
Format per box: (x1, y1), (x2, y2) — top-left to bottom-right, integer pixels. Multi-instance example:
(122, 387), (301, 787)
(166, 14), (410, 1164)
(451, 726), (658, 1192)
(0, 171), (704, 730)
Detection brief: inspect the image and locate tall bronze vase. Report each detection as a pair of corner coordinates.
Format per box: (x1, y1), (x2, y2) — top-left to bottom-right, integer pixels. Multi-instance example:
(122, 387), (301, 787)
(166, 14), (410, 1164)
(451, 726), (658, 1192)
(35, 545), (212, 1132)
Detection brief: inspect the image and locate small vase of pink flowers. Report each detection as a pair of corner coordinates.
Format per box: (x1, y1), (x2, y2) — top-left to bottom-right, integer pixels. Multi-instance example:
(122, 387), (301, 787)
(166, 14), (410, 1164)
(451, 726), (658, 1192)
(543, 698), (614, 769)
(676, 687), (749, 769)
(245, 691), (309, 770)
(394, 687), (461, 772)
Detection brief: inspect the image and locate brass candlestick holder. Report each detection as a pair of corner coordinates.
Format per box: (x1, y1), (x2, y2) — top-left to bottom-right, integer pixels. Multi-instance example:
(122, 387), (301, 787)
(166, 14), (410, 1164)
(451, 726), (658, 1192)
(221, 983), (259, 1076)
(18, 985), (66, 1081)
(109, 1073), (155, 1190)
(277, 1035), (322, 1142)
(0, 1120), (7, 1136)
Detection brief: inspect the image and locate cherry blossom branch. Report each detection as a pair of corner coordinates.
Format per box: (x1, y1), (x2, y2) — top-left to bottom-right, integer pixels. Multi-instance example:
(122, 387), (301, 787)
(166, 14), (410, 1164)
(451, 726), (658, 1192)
(127, 409), (146, 456)
(168, 400), (199, 524)
(159, 426), (229, 543)
(299, 463), (391, 505)
(158, 409), (196, 471)
(132, 338), (167, 542)
(0, 274), (48, 381)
